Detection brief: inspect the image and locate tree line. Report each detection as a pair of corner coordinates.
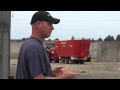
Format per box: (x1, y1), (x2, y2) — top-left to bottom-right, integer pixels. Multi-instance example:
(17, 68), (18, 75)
(92, 34), (120, 42)
(20, 34), (120, 42)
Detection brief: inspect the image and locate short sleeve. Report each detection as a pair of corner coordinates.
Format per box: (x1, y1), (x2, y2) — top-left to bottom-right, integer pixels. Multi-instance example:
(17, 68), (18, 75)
(26, 45), (46, 78)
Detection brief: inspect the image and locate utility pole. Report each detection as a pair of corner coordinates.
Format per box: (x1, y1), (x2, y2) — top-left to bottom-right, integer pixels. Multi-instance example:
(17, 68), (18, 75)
(0, 11), (11, 79)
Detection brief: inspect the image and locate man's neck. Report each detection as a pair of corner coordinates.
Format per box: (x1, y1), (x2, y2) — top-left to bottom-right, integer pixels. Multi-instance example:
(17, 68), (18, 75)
(30, 35), (45, 42)
(31, 27), (45, 42)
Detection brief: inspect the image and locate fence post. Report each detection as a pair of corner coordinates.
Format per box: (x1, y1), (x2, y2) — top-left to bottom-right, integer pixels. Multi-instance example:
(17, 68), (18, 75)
(0, 11), (11, 79)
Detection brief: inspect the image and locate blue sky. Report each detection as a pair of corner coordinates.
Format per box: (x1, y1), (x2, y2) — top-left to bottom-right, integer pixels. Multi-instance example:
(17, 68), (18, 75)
(11, 11), (120, 40)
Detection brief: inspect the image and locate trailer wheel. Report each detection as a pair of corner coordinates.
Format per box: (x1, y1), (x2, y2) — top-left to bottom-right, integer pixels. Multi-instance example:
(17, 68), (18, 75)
(61, 58), (65, 63)
(55, 60), (59, 63)
(70, 59), (75, 64)
(75, 60), (79, 64)
(86, 57), (91, 62)
(65, 58), (69, 64)
(80, 60), (85, 64)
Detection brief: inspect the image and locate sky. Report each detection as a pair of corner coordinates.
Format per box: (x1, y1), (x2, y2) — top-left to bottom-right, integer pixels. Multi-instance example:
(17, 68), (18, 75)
(11, 11), (120, 40)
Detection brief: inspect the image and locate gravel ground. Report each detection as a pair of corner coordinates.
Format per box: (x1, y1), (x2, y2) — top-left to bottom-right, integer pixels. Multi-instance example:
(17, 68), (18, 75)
(10, 59), (120, 79)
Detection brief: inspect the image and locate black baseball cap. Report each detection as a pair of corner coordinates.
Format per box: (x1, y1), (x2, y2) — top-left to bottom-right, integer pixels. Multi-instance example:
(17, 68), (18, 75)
(30, 11), (60, 25)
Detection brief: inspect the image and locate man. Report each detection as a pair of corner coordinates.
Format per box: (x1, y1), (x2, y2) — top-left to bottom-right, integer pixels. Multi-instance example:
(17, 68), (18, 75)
(16, 11), (79, 79)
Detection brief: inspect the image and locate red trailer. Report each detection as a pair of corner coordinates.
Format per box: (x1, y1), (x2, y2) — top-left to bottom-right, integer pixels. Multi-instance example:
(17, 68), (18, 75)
(54, 40), (91, 64)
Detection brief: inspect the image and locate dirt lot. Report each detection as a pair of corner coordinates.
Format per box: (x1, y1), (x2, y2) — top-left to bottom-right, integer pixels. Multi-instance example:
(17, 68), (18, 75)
(10, 59), (120, 79)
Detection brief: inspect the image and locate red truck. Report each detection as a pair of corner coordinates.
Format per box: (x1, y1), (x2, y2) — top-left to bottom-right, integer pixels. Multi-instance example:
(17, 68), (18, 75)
(45, 42), (59, 63)
(50, 50), (59, 63)
(54, 39), (91, 64)
(45, 39), (91, 64)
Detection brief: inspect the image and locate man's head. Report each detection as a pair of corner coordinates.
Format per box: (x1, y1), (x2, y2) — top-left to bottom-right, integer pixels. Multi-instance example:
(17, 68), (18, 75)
(30, 11), (60, 39)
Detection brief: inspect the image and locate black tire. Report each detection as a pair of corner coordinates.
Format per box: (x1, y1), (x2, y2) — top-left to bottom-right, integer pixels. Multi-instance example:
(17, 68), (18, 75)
(55, 60), (59, 63)
(61, 58), (65, 63)
(75, 60), (79, 64)
(80, 60), (85, 64)
(65, 58), (69, 64)
(50, 59), (52, 63)
(86, 57), (91, 62)
(70, 60), (75, 64)
(74, 60), (80, 64)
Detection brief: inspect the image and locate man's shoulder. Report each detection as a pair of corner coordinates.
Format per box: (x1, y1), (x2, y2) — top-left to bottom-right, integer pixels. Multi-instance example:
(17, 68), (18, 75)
(23, 38), (41, 45)
(22, 38), (44, 51)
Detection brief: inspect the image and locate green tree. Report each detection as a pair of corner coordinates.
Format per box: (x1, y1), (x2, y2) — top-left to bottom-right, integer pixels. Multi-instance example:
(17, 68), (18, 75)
(47, 38), (52, 41)
(116, 34), (120, 41)
(104, 35), (114, 41)
(71, 36), (75, 40)
(21, 38), (26, 41)
(54, 38), (59, 41)
(98, 38), (103, 41)
(111, 36), (114, 41)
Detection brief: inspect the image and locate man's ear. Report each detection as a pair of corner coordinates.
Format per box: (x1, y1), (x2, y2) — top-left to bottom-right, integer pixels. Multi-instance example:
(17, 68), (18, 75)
(38, 25), (41, 28)
(36, 20), (41, 28)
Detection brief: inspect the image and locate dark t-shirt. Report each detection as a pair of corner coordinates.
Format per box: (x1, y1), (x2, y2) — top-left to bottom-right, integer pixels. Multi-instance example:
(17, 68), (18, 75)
(16, 37), (53, 79)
